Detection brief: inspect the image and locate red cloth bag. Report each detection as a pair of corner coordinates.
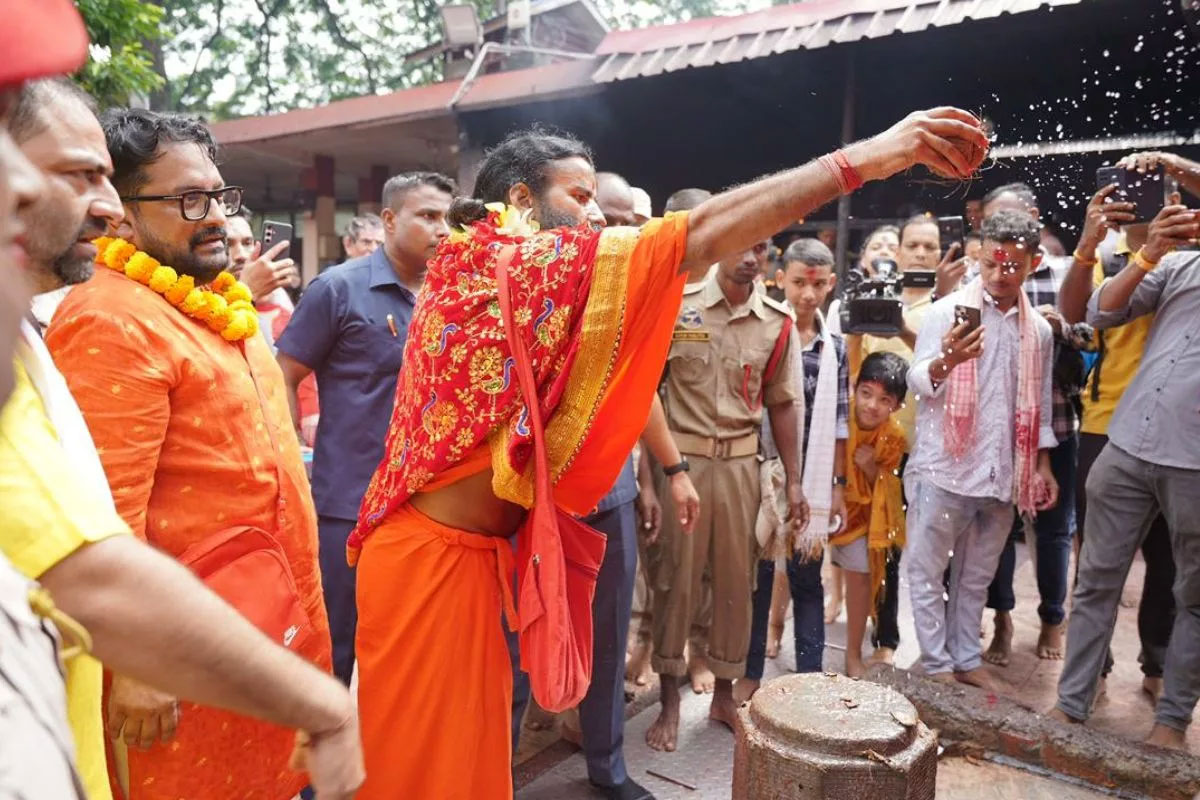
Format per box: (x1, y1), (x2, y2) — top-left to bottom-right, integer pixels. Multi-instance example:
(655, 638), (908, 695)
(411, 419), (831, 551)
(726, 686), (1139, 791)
(496, 246), (607, 712)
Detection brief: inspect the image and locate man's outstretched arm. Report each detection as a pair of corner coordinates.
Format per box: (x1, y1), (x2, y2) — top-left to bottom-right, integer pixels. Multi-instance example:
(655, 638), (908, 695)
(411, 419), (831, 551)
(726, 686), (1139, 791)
(40, 535), (364, 799)
(679, 108), (988, 280)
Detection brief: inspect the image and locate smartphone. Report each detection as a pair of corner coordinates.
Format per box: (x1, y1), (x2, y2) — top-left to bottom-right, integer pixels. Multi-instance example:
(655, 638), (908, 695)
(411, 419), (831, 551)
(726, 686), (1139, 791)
(954, 304), (982, 334)
(262, 220), (294, 258)
(1096, 165), (1178, 224)
(938, 215), (965, 257)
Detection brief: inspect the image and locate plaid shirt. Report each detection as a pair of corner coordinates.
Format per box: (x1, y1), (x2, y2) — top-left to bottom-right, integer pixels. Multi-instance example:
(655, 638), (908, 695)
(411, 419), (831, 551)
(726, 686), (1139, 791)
(800, 324), (851, 445)
(760, 316), (850, 459)
(964, 256), (1092, 440)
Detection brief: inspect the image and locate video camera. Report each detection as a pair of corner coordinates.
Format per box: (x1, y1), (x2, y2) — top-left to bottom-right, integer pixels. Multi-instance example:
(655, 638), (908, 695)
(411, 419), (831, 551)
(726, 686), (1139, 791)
(840, 259), (935, 336)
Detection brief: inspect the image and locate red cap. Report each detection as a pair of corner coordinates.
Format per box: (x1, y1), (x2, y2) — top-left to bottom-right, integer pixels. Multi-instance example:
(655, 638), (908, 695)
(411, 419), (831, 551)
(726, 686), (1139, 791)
(0, 0), (90, 90)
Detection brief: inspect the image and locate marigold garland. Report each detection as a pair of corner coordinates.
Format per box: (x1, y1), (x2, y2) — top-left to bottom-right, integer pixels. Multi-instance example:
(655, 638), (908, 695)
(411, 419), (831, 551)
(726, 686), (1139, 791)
(93, 236), (259, 342)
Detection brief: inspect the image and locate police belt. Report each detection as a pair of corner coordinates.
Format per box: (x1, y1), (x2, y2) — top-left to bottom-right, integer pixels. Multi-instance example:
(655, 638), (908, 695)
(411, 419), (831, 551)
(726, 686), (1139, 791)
(672, 432), (759, 460)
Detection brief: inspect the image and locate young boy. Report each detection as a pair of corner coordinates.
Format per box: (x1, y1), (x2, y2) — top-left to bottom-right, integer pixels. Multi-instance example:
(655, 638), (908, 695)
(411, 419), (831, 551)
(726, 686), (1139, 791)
(905, 209), (1059, 690)
(739, 238), (849, 699)
(828, 351), (909, 678)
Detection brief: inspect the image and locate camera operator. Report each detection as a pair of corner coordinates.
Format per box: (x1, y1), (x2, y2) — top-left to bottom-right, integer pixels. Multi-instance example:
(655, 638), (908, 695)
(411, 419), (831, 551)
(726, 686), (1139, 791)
(827, 224), (899, 331)
(1051, 173), (1200, 750)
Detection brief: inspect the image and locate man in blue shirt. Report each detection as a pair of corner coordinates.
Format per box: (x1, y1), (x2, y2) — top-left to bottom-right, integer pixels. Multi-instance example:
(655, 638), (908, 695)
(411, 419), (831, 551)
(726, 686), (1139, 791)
(276, 171), (456, 685)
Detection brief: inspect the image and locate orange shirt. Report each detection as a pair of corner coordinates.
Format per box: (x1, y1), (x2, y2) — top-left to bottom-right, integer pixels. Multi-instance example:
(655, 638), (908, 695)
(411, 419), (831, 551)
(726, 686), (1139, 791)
(47, 267), (330, 800)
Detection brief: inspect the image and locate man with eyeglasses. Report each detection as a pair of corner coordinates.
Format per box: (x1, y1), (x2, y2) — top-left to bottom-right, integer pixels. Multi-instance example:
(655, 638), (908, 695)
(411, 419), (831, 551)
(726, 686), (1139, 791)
(45, 107), (334, 800)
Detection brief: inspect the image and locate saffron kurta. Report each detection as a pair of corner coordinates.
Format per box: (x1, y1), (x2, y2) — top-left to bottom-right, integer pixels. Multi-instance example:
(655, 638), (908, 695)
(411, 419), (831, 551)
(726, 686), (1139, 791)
(353, 212), (691, 799)
(46, 266), (331, 800)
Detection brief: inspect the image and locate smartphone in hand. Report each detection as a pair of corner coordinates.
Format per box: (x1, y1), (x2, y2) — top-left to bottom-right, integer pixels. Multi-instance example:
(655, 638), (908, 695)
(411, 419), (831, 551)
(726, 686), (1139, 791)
(1096, 165), (1178, 224)
(262, 220), (294, 259)
(954, 304), (981, 334)
(938, 215), (965, 258)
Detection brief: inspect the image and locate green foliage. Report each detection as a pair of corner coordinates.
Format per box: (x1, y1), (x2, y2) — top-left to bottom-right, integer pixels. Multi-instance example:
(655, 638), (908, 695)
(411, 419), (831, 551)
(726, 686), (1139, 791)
(130, 0), (766, 118)
(74, 0), (165, 106)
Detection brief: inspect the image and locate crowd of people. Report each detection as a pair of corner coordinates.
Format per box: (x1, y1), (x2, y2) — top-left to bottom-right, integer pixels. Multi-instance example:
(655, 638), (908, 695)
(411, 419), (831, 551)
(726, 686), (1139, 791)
(2, 2), (1199, 800)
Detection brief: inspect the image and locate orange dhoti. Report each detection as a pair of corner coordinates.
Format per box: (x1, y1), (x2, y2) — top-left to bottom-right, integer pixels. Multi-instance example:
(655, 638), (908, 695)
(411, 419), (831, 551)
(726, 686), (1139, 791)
(356, 504), (516, 800)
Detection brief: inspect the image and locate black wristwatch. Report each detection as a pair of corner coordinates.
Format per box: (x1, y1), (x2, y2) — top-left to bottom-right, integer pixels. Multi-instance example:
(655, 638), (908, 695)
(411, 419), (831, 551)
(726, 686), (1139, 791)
(663, 459), (691, 477)
(832, 475), (848, 487)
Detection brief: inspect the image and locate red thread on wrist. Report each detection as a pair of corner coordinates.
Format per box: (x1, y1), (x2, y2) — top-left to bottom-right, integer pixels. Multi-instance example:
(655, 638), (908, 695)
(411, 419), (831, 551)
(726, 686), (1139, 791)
(819, 153), (847, 194)
(832, 149), (864, 192)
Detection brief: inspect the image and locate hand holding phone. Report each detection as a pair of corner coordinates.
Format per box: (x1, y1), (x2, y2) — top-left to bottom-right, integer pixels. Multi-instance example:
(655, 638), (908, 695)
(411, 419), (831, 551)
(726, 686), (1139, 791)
(262, 221), (294, 259)
(1096, 165), (1178, 224)
(954, 304), (981, 334)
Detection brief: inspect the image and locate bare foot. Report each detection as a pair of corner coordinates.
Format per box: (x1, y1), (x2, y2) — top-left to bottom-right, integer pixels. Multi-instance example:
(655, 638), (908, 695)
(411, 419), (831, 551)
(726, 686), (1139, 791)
(1036, 622), (1065, 660)
(1143, 676), (1164, 704)
(868, 647), (895, 666)
(523, 701), (558, 731)
(983, 611), (1012, 667)
(689, 654), (715, 694)
(733, 677), (760, 704)
(1095, 675), (1108, 701)
(709, 683), (739, 731)
(625, 639), (653, 686)
(955, 667), (1002, 692)
(928, 671), (957, 684)
(646, 687), (681, 752)
(766, 622), (784, 660)
(1146, 723), (1187, 750)
(1048, 707), (1083, 725)
(845, 652), (866, 679)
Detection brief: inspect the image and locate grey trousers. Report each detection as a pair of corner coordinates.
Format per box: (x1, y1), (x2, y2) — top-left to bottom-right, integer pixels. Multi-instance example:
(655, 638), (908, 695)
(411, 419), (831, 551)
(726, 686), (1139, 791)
(905, 479), (1014, 675)
(1056, 444), (1200, 731)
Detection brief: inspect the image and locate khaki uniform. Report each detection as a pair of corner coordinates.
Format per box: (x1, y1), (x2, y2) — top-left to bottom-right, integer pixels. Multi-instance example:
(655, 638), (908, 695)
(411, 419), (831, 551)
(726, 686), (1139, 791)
(651, 277), (796, 679)
(0, 555), (87, 799)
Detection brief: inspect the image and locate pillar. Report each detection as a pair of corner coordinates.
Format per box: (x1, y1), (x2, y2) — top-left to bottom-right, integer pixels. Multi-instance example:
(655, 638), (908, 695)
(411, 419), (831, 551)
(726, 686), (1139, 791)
(298, 154), (338, 284)
(357, 164), (389, 215)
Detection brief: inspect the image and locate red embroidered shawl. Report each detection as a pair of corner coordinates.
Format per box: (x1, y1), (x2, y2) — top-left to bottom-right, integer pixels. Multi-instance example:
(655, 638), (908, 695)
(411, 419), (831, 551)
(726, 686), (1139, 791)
(348, 213), (603, 558)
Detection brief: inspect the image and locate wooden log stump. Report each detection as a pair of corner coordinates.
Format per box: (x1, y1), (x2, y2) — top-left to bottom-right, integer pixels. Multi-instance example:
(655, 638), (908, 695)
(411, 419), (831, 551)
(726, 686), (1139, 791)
(732, 673), (937, 799)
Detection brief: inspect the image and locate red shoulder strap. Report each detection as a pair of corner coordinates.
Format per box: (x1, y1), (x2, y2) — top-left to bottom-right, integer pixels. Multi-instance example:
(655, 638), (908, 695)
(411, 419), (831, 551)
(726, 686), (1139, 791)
(762, 319), (793, 386)
(495, 245), (554, 511)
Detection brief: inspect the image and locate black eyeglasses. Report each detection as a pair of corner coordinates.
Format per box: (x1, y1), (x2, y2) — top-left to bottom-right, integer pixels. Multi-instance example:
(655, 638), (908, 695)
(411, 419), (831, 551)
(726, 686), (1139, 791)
(121, 186), (243, 222)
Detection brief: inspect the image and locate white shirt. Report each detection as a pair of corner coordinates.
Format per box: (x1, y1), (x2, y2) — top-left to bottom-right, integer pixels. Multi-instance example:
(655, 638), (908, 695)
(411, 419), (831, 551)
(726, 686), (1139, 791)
(906, 287), (1056, 503)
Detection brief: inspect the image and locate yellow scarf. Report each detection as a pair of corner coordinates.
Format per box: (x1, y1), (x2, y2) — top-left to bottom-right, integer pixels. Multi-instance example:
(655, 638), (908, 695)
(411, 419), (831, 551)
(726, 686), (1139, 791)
(830, 401), (907, 617)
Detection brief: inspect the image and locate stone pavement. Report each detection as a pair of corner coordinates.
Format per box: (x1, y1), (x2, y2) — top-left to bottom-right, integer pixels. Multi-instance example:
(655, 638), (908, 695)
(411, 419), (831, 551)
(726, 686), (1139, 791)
(515, 539), (1188, 798)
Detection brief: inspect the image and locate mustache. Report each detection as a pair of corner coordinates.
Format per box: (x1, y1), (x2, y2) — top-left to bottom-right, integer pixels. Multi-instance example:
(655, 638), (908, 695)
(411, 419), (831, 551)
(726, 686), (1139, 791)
(76, 216), (109, 241)
(189, 226), (227, 248)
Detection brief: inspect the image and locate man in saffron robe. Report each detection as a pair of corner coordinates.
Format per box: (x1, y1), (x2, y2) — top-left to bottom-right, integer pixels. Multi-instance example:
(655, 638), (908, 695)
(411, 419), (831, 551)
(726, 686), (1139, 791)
(46, 108), (331, 800)
(351, 113), (991, 799)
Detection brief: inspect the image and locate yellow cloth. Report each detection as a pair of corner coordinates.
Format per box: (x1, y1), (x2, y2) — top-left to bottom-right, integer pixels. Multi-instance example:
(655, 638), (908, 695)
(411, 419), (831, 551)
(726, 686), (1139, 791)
(850, 294), (932, 450)
(1079, 258), (1154, 435)
(829, 403), (906, 617)
(0, 359), (127, 800)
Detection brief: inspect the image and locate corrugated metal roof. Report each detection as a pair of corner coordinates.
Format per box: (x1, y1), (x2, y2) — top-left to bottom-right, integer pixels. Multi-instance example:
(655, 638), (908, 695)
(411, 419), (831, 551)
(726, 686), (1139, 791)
(592, 0), (1086, 83)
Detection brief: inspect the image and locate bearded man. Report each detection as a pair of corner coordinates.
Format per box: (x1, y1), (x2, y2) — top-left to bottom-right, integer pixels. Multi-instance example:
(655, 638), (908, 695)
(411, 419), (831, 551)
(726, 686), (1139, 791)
(349, 111), (989, 799)
(45, 108), (332, 800)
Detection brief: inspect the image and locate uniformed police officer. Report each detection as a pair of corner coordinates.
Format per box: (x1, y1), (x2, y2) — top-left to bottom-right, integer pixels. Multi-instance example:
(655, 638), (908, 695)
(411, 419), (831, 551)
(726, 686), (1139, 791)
(645, 236), (808, 753)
